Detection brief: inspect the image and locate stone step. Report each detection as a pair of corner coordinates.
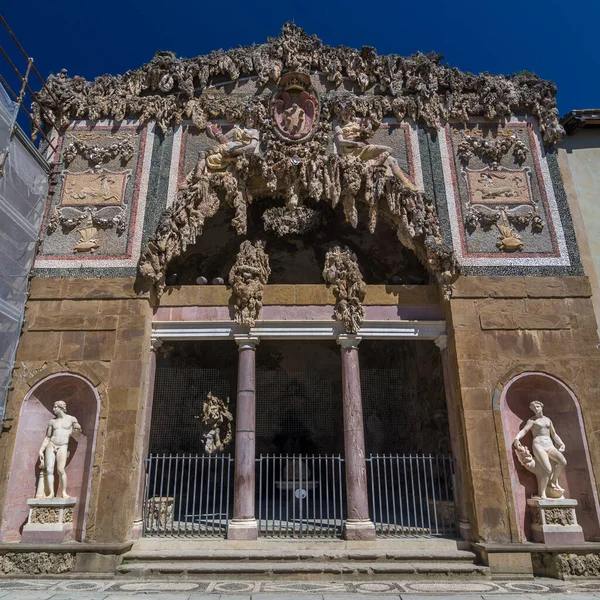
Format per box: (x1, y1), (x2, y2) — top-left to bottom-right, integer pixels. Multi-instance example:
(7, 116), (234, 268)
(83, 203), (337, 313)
(116, 559), (490, 579)
(123, 548), (479, 563)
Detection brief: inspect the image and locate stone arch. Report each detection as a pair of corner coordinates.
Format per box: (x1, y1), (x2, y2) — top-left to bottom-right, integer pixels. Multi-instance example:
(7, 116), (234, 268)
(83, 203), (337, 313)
(499, 371), (600, 542)
(1, 373), (100, 542)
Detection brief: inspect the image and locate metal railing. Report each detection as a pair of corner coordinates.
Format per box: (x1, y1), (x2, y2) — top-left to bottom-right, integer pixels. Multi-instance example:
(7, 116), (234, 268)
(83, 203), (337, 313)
(143, 453), (233, 537)
(367, 454), (457, 537)
(257, 454), (345, 538)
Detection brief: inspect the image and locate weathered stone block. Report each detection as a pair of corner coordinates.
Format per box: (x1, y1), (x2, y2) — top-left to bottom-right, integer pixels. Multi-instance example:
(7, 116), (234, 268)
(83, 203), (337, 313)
(58, 331), (85, 361)
(28, 278), (65, 299)
(108, 387), (143, 411)
(295, 285), (335, 305)
(451, 277), (527, 299)
(108, 360), (144, 388)
(62, 278), (142, 300)
(15, 331), (61, 361)
(486, 552), (533, 575)
(82, 331), (117, 361)
(525, 277), (566, 298)
(563, 276), (593, 298)
(262, 285), (296, 305)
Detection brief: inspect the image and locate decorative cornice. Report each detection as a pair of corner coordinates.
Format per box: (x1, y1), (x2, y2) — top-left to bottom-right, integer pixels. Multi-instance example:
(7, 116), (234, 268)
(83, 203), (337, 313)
(34, 23), (563, 144)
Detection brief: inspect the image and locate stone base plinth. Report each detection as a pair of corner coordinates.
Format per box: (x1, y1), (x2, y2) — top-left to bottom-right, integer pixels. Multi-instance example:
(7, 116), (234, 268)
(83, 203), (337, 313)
(343, 519), (376, 541)
(227, 518), (258, 540)
(22, 498), (76, 543)
(527, 498), (585, 544)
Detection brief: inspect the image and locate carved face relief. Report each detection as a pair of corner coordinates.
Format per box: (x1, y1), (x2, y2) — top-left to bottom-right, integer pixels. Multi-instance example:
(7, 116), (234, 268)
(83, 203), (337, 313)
(271, 72), (319, 142)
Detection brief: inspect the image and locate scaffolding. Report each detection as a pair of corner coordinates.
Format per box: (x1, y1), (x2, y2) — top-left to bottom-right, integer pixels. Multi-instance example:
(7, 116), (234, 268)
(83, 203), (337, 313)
(0, 14), (56, 423)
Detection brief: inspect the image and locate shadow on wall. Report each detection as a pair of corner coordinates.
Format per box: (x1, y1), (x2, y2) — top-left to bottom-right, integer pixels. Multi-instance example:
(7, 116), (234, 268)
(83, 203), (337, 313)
(0, 373), (99, 542)
(501, 372), (600, 542)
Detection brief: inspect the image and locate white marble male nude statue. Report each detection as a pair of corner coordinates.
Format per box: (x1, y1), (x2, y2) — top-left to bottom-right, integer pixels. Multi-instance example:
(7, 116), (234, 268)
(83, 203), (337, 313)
(36, 400), (81, 499)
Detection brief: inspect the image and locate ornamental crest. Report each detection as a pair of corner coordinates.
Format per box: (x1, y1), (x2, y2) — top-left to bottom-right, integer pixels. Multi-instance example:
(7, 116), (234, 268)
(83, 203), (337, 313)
(271, 72), (319, 142)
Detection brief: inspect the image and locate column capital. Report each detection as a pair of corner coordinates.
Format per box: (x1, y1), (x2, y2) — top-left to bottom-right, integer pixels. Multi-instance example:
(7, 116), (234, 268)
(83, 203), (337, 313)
(434, 334), (448, 351)
(337, 334), (362, 349)
(234, 334), (260, 350)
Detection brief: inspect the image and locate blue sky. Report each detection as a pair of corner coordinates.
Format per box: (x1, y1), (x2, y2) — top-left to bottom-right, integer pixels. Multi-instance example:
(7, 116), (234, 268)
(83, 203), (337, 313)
(2, 0), (599, 118)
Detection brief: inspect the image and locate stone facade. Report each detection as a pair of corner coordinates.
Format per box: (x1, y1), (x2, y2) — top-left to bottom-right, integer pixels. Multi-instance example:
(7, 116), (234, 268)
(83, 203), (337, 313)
(0, 23), (599, 577)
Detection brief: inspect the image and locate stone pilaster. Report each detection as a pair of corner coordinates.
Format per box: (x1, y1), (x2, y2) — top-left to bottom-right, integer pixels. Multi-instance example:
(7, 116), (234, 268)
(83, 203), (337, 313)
(434, 334), (471, 540)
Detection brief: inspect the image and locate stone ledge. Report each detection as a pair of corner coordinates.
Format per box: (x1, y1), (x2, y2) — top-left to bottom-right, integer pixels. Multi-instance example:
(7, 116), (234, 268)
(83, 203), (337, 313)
(159, 284), (440, 307)
(0, 541), (133, 555)
(451, 276), (592, 300)
(29, 278), (150, 300)
(473, 542), (600, 553)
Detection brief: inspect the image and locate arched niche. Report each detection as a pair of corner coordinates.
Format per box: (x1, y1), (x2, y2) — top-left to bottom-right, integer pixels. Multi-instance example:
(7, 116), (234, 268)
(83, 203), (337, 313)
(1, 373), (100, 542)
(500, 372), (600, 542)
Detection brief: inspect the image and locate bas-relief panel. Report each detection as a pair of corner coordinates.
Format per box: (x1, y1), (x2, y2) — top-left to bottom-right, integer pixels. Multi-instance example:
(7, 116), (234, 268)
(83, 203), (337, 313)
(35, 121), (156, 269)
(440, 119), (570, 267)
(167, 118), (424, 208)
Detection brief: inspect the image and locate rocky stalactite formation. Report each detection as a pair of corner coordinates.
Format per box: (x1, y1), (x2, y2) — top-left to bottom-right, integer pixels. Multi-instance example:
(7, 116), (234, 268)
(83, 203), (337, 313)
(138, 132), (457, 296)
(323, 246), (367, 334)
(228, 240), (271, 327)
(33, 23), (563, 144)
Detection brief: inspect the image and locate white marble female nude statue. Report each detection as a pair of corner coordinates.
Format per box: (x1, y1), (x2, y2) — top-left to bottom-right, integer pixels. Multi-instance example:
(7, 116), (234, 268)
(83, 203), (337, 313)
(513, 400), (567, 499)
(36, 400), (81, 499)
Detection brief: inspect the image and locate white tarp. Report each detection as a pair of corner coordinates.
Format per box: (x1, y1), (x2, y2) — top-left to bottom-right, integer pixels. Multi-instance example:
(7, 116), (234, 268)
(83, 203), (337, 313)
(0, 83), (49, 420)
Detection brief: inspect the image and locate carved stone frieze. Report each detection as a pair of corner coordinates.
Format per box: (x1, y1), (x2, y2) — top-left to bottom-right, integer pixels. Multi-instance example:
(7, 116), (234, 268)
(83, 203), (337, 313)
(0, 552), (75, 574)
(322, 246), (366, 334)
(457, 128), (528, 166)
(228, 240), (271, 327)
(33, 24), (563, 143)
(555, 553), (600, 577)
(63, 134), (134, 166)
(463, 167), (543, 234)
(545, 507), (575, 526)
(30, 507), (60, 524)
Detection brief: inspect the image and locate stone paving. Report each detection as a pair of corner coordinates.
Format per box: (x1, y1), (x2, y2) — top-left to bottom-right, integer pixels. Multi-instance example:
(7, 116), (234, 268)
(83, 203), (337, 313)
(2, 579), (600, 599)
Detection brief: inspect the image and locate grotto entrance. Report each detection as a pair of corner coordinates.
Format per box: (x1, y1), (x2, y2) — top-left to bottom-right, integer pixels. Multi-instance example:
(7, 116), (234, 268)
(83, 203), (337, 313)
(142, 338), (456, 539)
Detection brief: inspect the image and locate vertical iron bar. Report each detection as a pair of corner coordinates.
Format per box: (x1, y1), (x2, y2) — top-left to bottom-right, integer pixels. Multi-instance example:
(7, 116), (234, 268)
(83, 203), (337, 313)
(219, 455), (225, 536)
(383, 454), (391, 535)
(423, 455), (432, 537)
(429, 455), (439, 536)
(311, 455), (316, 537)
(279, 455), (283, 538)
(199, 455), (206, 536)
(226, 456), (232, 534)
(376, 455), (384, 535)
(298, 455), (303, 538)
(145, 455), (154, 535)
(318, 456), (323, 537)
(325, 455), (330, 536)
(408, 455), (417, 536)
(368, 456), (376, 535)
(211, 455), (218, 536)
(416, 455), (425, 535)
(338, 455), (343, 537)
(171, 455), (180, 536)
(163, 454), (171, 537)
(258, 455), (263, 535)
(331, 456), (337, 537)
(177, 455), (185, 536)
(192, 455), (198, 537)
(390, 456), (398, 536)
(184, 455), (192, 536)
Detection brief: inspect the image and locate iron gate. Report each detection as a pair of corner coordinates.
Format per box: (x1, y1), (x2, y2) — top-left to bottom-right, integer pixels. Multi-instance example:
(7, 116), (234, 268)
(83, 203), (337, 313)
(367, 454), (457, 537)
(142, 453), (233, 537)
(256, 454), (345, 538)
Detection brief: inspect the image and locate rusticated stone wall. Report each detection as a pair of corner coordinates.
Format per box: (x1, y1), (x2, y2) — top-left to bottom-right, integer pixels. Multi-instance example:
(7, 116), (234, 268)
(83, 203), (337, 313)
(446, 275), (600, 543)
(0, 278), (153, 543)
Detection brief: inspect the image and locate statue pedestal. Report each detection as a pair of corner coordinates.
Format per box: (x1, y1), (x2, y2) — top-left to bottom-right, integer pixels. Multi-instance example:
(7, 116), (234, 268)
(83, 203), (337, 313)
(22, 498), (76, 543)
(527, 498), (585, 544)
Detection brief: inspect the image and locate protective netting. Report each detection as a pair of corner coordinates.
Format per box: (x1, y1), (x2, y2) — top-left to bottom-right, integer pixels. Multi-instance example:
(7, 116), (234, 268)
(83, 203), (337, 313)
(0, 84), (49, 420)
(149, 341), (238, 454)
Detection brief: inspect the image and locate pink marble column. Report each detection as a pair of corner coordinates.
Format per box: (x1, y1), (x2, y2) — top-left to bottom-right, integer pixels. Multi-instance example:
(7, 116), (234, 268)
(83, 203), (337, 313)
(338, 335), (376, 541)
(131, 338), (161, 539)
(434, 334), (471, 540)
(228, 335), (259, 540)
